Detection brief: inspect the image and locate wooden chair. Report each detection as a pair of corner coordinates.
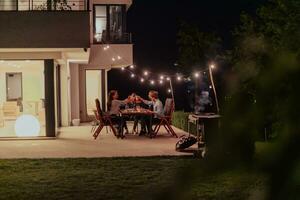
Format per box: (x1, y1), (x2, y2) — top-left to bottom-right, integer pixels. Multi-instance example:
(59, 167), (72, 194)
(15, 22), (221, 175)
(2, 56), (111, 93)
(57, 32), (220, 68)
(93, 99), (118, 139)
(153, 98), (178, 138)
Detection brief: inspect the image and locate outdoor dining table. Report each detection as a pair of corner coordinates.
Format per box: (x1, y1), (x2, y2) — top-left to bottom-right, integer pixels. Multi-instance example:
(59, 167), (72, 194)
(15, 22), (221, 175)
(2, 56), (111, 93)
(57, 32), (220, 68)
(119, 108), (154, 137)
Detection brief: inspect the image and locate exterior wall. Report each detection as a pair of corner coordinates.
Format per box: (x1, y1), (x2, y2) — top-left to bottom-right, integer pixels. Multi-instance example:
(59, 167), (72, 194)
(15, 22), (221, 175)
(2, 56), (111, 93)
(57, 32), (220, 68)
(0, 11), (90, 48)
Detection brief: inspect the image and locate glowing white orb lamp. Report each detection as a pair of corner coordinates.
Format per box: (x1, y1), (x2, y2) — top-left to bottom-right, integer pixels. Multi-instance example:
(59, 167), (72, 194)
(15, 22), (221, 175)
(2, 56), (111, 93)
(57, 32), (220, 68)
(14, 115), (40, 137)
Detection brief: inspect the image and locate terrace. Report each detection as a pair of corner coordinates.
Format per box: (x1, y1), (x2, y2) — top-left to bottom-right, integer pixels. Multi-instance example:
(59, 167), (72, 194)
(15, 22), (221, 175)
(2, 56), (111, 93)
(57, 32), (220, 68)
(0, 124), (190, 158)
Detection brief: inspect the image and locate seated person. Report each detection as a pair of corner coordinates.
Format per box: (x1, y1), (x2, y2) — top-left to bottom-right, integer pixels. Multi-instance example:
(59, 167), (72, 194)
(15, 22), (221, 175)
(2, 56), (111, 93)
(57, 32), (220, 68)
(139, 90), (164, 135)
(107, 90), (129, 135)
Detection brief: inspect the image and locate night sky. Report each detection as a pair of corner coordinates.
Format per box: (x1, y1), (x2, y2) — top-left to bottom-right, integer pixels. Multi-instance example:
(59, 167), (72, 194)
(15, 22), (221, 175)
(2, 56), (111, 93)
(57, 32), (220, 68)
(108, 0), (267, 110)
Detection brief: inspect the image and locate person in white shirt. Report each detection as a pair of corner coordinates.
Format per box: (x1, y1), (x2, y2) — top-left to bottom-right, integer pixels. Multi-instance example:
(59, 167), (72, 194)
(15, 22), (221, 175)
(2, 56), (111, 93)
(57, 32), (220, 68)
(139, 90), (164, 135)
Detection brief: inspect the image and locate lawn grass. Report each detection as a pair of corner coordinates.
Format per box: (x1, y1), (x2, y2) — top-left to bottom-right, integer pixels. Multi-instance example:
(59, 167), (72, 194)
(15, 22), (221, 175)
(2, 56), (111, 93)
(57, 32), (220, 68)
(0, 157), (267, 200)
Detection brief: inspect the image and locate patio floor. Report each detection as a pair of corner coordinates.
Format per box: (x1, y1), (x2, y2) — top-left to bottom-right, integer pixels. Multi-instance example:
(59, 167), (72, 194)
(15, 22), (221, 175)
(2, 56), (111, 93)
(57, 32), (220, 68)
(0, 124), (191, 158)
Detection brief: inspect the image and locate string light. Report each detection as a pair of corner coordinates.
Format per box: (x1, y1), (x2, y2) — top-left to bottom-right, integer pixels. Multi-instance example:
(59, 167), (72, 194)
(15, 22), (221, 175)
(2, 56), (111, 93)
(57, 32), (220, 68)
(106, 45), (110, 49)
(112, 57), (116, 62)
(116, 62), (218, 95)
(117, 56), (122, 60)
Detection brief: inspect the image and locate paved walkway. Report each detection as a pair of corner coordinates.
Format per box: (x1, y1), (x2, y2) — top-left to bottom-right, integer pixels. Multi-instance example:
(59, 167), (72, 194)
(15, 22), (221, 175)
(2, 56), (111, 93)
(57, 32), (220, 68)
(0, 125), (191, 158)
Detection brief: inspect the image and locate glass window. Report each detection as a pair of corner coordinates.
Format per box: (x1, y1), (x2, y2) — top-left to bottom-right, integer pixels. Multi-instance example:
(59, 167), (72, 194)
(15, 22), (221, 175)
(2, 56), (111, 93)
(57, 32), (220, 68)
(0, 61), (46, 137)
(110, 5), (123, 41)
(94, 5), (107, 42)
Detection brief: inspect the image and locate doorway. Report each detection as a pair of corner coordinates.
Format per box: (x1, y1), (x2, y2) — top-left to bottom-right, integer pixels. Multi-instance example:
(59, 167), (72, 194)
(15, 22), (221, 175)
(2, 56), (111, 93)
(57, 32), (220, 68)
(6, 72), (22, 101)
(79, 69), (102, 122)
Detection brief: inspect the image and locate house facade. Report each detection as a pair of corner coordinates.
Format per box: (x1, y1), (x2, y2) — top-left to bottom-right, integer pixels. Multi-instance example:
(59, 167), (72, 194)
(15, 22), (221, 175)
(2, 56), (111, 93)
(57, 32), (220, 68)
(0, 0), (133, 137)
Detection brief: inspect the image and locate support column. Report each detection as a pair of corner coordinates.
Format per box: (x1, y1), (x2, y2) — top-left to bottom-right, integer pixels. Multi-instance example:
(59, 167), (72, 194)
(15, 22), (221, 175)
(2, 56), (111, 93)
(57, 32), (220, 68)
(44, 59), (56, 137)
(101, 69), (107, 112)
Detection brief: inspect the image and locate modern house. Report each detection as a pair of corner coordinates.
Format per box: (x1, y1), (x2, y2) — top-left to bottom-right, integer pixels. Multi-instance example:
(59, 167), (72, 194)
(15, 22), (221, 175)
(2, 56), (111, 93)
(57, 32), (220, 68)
(0, 0), (133, 137)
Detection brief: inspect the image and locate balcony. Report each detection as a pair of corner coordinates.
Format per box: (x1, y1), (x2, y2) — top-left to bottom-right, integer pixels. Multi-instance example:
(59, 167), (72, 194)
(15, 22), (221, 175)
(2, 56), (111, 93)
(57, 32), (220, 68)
(0, 0), (88, 11)
(94, 32), (132, 44)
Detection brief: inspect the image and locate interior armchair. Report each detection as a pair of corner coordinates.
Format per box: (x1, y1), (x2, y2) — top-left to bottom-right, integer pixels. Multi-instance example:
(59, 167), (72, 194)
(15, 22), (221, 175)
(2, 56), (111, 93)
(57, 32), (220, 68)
(2, 101), (20, 120)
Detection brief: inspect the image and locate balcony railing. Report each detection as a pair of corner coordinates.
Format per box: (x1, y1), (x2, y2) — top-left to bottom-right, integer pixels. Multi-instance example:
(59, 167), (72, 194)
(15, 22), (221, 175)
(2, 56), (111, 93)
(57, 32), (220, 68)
(0, 0), (88, 11)
(94, 32), (132, 44)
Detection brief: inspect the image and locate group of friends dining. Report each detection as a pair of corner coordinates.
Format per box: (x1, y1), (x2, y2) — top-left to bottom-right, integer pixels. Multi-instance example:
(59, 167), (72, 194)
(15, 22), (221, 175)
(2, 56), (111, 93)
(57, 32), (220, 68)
(107, 90), (164, 138)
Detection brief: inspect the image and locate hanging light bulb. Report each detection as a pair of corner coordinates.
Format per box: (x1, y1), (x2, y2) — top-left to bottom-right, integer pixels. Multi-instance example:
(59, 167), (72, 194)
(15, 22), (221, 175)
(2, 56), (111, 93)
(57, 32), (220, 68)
(131, 73), (135, 78)
(167, 89), (172, 93)
(210, 64), (215, 69)
(194, 72), (199, 78)
(209, 85), (213, 89)
(160, 75), (164, 80)
(106, 45), (110, 49)
(112, 57), (116, 62)
(166, 77), (170, 81)
(177, 76), (182, 81)
(140, 78), (145, 83)
(121, 67), (125, 71)
(159, 80), (163, 84)
(117, 56), (122, 60)
(144, 71), (149, 76)
(150, 80), (155, 85)
(130, 65), (134, 69)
